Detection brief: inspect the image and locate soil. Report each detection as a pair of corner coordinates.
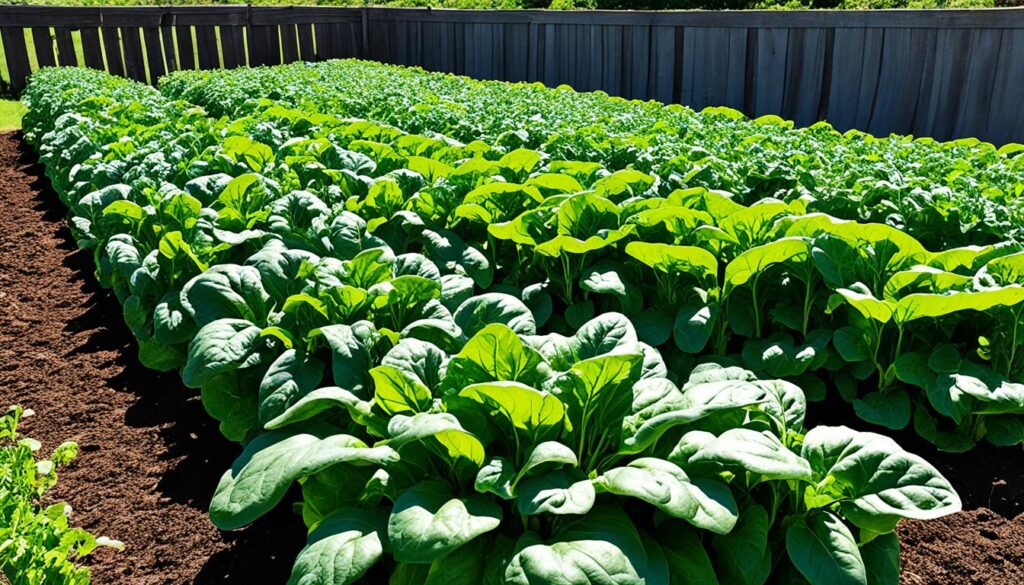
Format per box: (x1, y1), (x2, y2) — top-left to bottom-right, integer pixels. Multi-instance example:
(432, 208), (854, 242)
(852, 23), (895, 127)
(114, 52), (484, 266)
(0, 131), (304, 584)
(0, 128), (1022, 584)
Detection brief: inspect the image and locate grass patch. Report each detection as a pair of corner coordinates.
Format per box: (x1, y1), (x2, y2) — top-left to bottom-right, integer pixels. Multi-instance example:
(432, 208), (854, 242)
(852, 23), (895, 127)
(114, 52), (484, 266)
(0, 100), (25, 131)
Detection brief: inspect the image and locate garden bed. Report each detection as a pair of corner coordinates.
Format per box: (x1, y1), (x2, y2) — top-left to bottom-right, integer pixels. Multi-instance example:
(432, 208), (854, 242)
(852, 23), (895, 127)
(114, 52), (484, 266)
(0, 131), (304, 584)
(1, 91), (1023, 582)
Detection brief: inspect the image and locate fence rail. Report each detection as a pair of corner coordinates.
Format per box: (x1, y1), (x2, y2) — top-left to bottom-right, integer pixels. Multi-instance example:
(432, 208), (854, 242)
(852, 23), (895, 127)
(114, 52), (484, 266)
(2, 6), (1023, 144)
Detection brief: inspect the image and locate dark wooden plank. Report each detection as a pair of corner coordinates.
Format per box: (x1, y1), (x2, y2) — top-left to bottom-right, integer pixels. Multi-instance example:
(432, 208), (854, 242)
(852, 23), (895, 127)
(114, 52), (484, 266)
(725, 27), (748, 111)
(296, 23), (314, 61)
(526, 21), (540, 82)
(249, 25), (280, 66)
(102, 26), (125, 77)
(313, 23), (332, 60)
(868, 27), (933, 137)
(781, 27), (827, 127)
(80, 27), (104, 70)
(627, 25), (650, 100)
(951, 29), (999, 140)
(918, 28), (970, 140)
(54, 27), (77, 67)
(142, 26), (165, 81)
(160, 26), (178, 72)
(194, 24), (219, 69)
(542, 23), (557, 87)
(159, 6), (248, 27)
(280, 23), (299, 63)
(422, 21), (443, 72)
(394, 20), (410, 66)
(175, 25), (196, 70)
(336, 21), (360, 58)
(751, 27), (788, 116)
(684, 26), (747, 110)
(825, 27), (867, 131)
(30, 27), (56, 68)
(986, 29), (1024, 144)
(602, 24), (622, 98)
(853, 28), (884, 131)
(120, 26), (146, 82)
(249, 6), (362, 26)
(588, 24), (605, 92)
(908, 28), (939, 138)
(491, 23), (504, 80)
(0, 28), (31, 94)
(648, 25), (674, 104)
(220, 25), (246, 68)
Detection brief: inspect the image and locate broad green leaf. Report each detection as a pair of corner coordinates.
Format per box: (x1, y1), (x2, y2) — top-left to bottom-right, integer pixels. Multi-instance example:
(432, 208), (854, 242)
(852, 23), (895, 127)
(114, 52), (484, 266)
(264, 386), (375, 431)
(624, 242), (717, 282)
(258, 350), (326, 425)
(201, 370), (261, 442)
(621, 377), (767, 454)
(504, 507), (646, 585)
(861, 533), (900, 585)
(388, 480), (501, 564)
(596, 458), (698, 518)
(520, 441), (578, 477)
(517, 471), (596, 516)
(690, 428), (813, 481)
(454, 293), (537, 337)
(786, 511), (866, 585)
(317, 322), (378, 398)
(211, 427), (398, 530)
(674, 304), (719, 353)
(287, 507), (386, 585)
(459, 381), (565, 435)
(853, 391), (911, 430)
(724, 237), (809, 294)
(444, 323), (547, 388)
(385, 412), (485, 466)
(475, 456), (516, 500)
(801, 426), (961, 533)
(371, 365), (433, 415)
(712, 505), (771, 585)
(183, 319), (265, 388)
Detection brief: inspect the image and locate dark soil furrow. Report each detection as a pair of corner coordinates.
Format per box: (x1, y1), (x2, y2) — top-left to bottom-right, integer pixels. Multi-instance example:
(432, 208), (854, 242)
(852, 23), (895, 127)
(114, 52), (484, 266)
(0, 131), (304, 585)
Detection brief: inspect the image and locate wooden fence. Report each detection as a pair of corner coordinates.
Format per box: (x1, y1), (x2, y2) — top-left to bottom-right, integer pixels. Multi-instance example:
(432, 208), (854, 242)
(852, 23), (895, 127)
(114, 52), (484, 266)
(2, 6), (1023, 144)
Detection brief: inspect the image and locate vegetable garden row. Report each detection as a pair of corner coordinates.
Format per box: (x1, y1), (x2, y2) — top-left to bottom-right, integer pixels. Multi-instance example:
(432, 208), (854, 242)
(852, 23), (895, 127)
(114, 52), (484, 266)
(18, 58), (1024, 584)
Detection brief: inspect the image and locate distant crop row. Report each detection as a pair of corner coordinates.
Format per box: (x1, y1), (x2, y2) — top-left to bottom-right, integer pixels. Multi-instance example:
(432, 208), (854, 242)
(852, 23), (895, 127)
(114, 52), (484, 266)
(24, 61), (1019, 584)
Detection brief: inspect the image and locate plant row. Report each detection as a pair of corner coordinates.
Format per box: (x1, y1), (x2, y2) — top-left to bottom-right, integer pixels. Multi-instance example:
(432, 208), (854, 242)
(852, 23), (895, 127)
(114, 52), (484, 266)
(160, 61), (1024, 451)
(160, 59), (1024, 250)
(22, 66), (964, 585)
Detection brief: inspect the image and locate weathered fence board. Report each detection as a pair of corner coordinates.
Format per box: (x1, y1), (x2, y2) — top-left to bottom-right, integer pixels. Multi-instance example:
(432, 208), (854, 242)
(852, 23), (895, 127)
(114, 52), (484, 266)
(2, 6), (1024, 144)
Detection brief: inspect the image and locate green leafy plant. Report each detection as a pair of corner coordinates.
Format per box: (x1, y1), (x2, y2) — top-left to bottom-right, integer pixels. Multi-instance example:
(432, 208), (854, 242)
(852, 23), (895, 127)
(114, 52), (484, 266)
(19, 65), (982, 585)
(0, 406), (123, 585)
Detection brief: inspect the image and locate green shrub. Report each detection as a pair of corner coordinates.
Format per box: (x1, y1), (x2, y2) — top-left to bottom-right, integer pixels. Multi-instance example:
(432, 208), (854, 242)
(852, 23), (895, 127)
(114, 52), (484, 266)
(0, 406), (122, 585)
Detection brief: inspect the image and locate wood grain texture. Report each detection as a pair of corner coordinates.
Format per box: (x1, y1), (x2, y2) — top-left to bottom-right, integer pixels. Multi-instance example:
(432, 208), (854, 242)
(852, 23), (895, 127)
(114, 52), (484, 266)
(101, 26), (125, 77)
(54, 27), (77, 67)
(120, 26), (147, 82)
(79, 27), (104, 71)
(30, 27), (55, 69)
(0, 28), (31, 93)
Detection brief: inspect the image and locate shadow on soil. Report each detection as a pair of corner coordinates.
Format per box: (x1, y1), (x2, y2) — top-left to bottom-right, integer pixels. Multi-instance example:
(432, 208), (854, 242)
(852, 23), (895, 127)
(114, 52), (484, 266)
(22, 137), (305, 584)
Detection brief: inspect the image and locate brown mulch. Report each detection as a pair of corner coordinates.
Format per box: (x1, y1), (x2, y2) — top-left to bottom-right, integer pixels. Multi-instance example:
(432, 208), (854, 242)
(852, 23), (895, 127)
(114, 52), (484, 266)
(1, 128), (1023, 584)
(0, 131), (304, 584)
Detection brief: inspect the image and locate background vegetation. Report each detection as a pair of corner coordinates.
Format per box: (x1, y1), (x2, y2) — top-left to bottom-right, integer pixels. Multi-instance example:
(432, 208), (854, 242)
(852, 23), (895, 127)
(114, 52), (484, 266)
(0, 0), (1005, 11)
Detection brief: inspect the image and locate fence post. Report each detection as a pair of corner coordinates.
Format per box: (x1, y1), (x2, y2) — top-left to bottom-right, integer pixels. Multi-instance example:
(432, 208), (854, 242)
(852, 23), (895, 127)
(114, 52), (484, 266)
(361, 7), (370, 59)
